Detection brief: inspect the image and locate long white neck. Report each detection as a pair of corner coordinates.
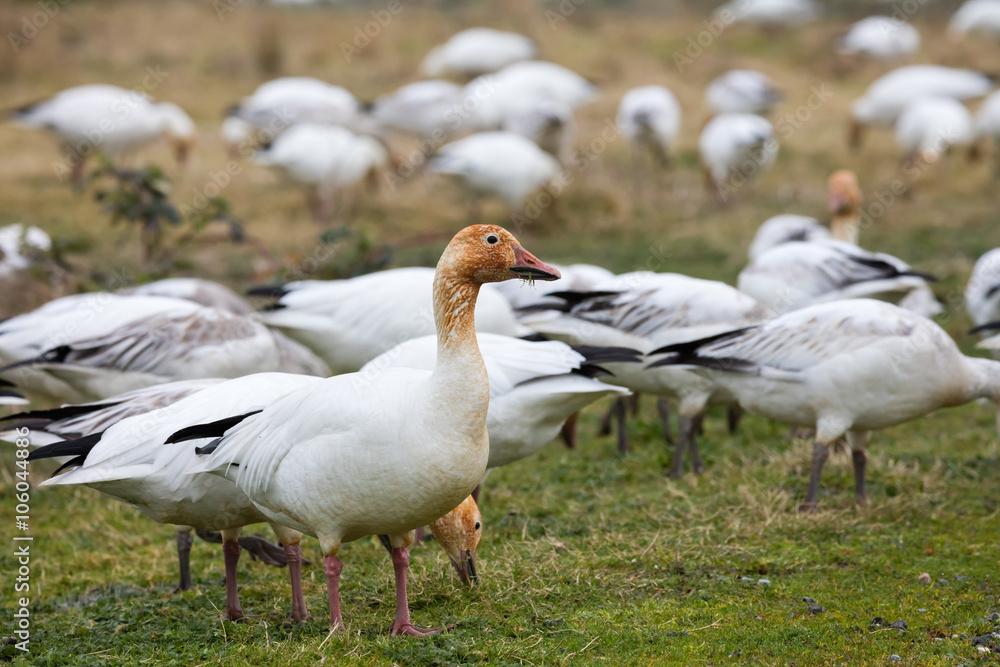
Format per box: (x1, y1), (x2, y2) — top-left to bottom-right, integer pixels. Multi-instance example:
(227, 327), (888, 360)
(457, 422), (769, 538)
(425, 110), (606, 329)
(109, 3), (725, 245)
(830, 211), (859, 245)
(964, 356), (1000, 404)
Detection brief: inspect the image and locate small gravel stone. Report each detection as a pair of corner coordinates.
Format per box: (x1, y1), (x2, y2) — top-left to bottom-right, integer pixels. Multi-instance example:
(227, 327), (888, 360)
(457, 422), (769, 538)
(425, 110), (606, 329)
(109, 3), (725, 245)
(803, 596), (816, 604)
(955, 575), (968, 582)
(870, 617), (887, 629)
(808, 605), (825, 615)
(890, 655), (901, 662)
(989, 613), (1000, 622)
(891, 620), (908, 631)
(937, 579), (949, 586)
(918, 573), (931, 583)
(740, 576), (754, 582)
(758, 579), (771, 586)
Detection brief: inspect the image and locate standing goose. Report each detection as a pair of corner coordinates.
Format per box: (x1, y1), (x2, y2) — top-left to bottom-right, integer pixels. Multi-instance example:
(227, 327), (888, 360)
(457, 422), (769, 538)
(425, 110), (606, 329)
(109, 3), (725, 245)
(251, 266), (524, 375)
(838, 17), (920, 61)
(372, 80), (466, 140)
(894, 97), (976, 165)
(699, 113), (778, 199)
(185, 225), (560, 635)
(617, 86), (682, 169)
(647, 299), (1000, 509)
(705, 70), (781, 116)
(501, 99), (575, 161)
(226, 77), (363, 136)
(421, 28), (536, 79)
(10, 84), (195, 183)
(949, 0), (1000, 38)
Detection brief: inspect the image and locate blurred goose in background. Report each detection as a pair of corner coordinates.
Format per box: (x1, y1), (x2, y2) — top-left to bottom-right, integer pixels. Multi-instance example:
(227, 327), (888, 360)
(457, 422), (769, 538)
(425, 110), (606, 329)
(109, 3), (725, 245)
(519, 271), (769, 474)
(738, 239), (941, 317)
(372, 80), (465, 140)
(705, 70), (781, 116)
(647, 299), (1000, 509)
(966, 248), (1000, 327)
(430, 132), (560, 216)
(362, 333), (634, 477)
(253, 123), (388, 222)
(717, 0), (819, 27)
(849, 65), (993, 147)
(227, 77), (363, 136)
(493, 262), (616, 310)
(421, 28), (536, 78)
(502, 99), (575, 161)
(894, 97), (976, 165)
(948, 0), (1000, 38)
(124, 278), (253, 314)
(0, 294), (328, 403)
(181, 226), (560, 634)
(0, 224), (52, 276)
(250, 266), (525, 375)
(9, 84), (195, 183)
(838, 16), (920, 61)
(464, 61), (597, 130)
(748, 216), (828, 261)
(975, 90), (1000, 170)
(617, 85), (681, 169)
(699, 113), (778, 198)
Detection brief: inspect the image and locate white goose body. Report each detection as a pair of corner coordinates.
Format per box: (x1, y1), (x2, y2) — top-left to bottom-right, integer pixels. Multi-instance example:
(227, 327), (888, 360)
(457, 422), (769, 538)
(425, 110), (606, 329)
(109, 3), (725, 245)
(717, 0), (818, 26)
(229, 77), (362, 132)
(966, 248), (1000, 326)
(894, 97), (975, 161)
(123, 278), (253, 314)
(699, 113), (778, 184)
(464, 61), (596, 130)
(747, 215), (829, 261)
(738, 240), (938, 315)
(0, 224), (51, 277)
(975, 90), (1000, 143)
(11, 84), (195, 158)
(852, 66), (993, 127)
(617, 86), (681, 164)
(258, 266), (523, 375)
(253, 123), (387, 188)
(361, 333), (630, 469)
(949, 0), (1000, 37)
(421, 28), (536, 78)
(372, 80), (465, 138)
(839, 17), (920, 60)
(430, 132), (560, 208)
(493, 262), (616, 310)
(705, 70), (780, 115)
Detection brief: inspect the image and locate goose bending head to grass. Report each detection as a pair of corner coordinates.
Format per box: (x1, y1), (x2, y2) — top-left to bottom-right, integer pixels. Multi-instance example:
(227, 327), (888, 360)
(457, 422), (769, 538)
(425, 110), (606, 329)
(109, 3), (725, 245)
(182, 225), (560, 635)
(699, 113), (778, 201)
(705, 70), (781, 116)
(838, 17), (920, 61)
(647, 299), (1000, 510)
(617, 85), (681, 169)
(894, 97), (976, 166)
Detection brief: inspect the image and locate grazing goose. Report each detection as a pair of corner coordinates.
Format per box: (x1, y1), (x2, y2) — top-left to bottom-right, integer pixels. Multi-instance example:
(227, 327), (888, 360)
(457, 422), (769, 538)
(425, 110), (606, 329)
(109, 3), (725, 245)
(430, 132), (560, 215)
(183, 225), (560, 635)
(894, 97), (975, 165)
(502, 99), (575, 161)
(850, 66), (992, 147)
(10, 84), (195, 183)
(0, 294), (328, 403)
(372, 80), (465, 140)
(966, 248), (1000, 327)
(838, 16), (920, 61)
(748, 215), (829, 262)
(124, 278), (254, 314)
(975, 90), (1000, 169)
(252, 266), (524, 375)
(738, 239), (940, 317)
(647, 299), (1000, 509)
(617, 85), (682, 168)
(699, 113), (778, 198)
(361, 333), (633, 474)
(493, 262), (616, 311)
(253, 123), (389, 222)
(227, 77), (362, 136)
(717, 0), (819, 27)
(518, 271), (769, 475)
(421, 28), (536, 78)
(948, 0), (1000, 38)
(705, 70), (781, 116)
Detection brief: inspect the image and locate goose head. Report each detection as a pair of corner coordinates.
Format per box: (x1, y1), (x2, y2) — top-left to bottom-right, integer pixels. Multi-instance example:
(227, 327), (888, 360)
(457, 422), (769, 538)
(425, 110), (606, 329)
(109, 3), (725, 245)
(438, 225), (561, 285)
(827, 170), (861, 217)
(155, 102), (196, 166)
(429, 495), (482, 586)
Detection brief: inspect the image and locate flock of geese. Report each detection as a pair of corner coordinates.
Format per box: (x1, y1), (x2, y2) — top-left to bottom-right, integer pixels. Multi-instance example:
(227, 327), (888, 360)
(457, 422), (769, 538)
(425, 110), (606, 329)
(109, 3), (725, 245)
(4, 0), (1000, 638)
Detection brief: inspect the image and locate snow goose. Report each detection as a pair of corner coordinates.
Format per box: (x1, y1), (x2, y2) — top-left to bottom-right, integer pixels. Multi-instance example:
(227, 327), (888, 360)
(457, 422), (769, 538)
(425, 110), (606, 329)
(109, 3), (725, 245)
(838, 16), (920, 61)
(849, 65), (992, 147)
(705, 70), (781, 116)
(251, 266), (524, 375)
(617, 86), (681, 168)
(421, 28), (536, 78)
(123, 278), (253, 315)
(0, 294), (328, 403)
(493, 262), (616, 311)
(0, 224), (52, 277)
(894, 96), (975, 165)
(975, 90), (1000, 168)
(699, 113), (778, 198)
(738, 239), (940, 317)
(717, 0), (819, 27)
(826, 169), (862, 244)
(948, 0), (1000, 38)
(183, 224), (560, 634)
(372, 80), (465, 140)
(748, 215), (829, 261)
(966, 248), (1000, 327)
(10, 84), (195, 183)
(361, 333), (633, 473)
(227, 77), (363, 136)
(647, 299), (1000, 509)
(518, 271), (769, 475)
(253, 123), (388, 221)
(430, 132), (560, 216)
(502, 99), (575, 161)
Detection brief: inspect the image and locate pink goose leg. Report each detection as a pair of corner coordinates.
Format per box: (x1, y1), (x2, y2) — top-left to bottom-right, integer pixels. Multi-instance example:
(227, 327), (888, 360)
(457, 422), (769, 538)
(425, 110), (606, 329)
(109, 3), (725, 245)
(222, 537), (244, 621)
(324, 555), (345, 631)
(389, 547), (445, 637)
(286, 544), (309, 623)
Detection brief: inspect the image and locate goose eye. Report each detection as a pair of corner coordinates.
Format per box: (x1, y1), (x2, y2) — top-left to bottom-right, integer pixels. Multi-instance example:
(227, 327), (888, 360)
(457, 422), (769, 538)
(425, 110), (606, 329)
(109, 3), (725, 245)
(474, 521), (481, 531)
(486, 235), (498, 245)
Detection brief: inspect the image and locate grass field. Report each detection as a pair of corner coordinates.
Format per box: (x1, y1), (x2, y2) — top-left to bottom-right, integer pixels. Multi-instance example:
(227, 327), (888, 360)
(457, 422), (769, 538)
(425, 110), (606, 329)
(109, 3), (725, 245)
(2, 1), (1000, 664)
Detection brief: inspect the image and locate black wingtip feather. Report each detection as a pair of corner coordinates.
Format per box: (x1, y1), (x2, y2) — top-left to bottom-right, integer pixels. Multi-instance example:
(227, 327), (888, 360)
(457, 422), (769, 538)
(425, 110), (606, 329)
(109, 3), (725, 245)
(165, 410), (262, 444)
(27, 432), (104, 462)
(0, 401), (122, 426)
(246, 284), (289, 299)
(51, 454), (88, 477)
(969, 321), (1000, 335)
(571, 345), (643, 365)
(0, 345), (74, 373)
(648, 327), (758, 357)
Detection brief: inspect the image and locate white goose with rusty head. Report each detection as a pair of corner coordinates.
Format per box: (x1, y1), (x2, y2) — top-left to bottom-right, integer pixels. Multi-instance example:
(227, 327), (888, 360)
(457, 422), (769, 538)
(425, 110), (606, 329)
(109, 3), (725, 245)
(186, 225), (561, 636)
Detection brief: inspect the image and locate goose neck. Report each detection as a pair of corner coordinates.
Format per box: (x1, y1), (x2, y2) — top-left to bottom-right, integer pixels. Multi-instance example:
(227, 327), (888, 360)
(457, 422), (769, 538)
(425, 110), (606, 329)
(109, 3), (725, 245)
(830, 213), (859, 245)
(430, 269), (489, 405)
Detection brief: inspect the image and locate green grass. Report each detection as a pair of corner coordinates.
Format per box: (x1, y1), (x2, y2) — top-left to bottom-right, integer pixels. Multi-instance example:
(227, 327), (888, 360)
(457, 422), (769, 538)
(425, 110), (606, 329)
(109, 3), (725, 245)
(3, 1), (1000, 664)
